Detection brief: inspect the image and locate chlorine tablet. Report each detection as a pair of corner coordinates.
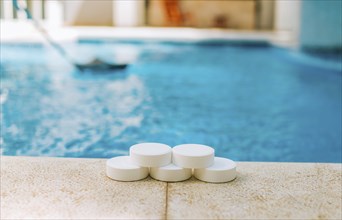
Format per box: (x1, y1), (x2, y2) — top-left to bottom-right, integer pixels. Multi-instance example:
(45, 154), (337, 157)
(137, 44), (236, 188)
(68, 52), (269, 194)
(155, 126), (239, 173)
(150, 163), (192, 182)
(194, 157), (237, 183)
(130, 143), (172, 167)
(172, 144), (215, 168)
(106, 156), (149, 181)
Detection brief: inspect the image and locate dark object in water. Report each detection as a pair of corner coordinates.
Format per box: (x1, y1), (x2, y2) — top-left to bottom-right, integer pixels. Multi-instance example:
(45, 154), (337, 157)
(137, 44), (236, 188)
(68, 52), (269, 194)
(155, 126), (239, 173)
(75, 58), (128, 71)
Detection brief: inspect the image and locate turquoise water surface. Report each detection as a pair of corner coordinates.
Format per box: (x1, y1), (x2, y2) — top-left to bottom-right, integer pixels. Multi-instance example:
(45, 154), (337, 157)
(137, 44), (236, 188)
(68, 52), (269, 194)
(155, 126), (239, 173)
(1, 41), (341, 162)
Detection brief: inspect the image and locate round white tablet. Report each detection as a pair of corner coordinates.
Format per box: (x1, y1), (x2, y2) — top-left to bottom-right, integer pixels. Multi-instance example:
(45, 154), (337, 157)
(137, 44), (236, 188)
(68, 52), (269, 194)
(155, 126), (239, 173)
(172, 144), (215, 168)
(194, 157), (237, 183)
(106, 156), (149, 181)
(150, 163), (192, 182)
(130, 143), (172, 167)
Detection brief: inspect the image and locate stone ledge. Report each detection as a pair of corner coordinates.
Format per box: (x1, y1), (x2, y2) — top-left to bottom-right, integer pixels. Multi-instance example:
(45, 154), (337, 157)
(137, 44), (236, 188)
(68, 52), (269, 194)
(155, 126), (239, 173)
(167, 162), (342, 219)
(1, 156), (166, 219)
(1, 156), (341, 219)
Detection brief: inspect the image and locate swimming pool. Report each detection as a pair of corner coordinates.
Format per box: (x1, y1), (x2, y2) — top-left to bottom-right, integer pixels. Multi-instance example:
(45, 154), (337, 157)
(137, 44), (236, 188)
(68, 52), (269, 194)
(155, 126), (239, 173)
(1, 41), (341, 162)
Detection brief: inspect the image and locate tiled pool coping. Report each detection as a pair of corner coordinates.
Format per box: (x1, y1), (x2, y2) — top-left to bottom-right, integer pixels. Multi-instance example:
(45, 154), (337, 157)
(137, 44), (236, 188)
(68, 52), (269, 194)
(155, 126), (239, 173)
(1, 156), (341, 219)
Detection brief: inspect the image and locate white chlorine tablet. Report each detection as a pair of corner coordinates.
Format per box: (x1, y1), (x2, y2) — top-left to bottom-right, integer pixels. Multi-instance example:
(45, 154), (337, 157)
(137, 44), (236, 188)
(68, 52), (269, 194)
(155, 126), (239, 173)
(130, 143), (172, 167)
(194, 157), (237, 183)
(150, 163), (192, 182)
(106, 156), (149, 181)
(172, 144), (215, 168)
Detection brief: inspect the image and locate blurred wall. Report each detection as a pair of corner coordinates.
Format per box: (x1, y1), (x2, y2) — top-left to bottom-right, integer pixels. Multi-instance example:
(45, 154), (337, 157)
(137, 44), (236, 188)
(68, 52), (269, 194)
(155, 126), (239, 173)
(64, 0), (145, 26)
(275, 0), (301, 33)
(258, 0), (274, 30)
(148, 0), (255, 29)
(64, 0), (113, 26)
(114, 0), (145, 26)
(299, 0), (342, 49)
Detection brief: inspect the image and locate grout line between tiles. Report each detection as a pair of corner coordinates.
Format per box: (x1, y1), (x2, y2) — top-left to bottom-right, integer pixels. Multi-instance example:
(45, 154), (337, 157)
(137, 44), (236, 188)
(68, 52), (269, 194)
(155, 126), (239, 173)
(165, 182), (169, 220)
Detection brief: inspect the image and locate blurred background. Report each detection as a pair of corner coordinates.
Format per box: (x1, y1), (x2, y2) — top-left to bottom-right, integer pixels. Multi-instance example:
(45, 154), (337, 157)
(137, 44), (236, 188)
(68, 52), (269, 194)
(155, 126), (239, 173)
(0, 0), (341, 162)
(0, 0), (341, 48)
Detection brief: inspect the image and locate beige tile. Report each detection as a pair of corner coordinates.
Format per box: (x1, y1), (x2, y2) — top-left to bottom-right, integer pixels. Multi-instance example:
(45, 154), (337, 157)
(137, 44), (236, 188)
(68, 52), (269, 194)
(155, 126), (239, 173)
(167, 162), (342, 219)
(2, 157), (341, 219)
(1, 156), (167, 219)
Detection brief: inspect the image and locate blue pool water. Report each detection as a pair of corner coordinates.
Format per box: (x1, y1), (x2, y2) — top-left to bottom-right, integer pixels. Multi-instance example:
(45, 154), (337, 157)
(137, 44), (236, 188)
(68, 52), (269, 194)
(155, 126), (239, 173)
(1, 41), (341, 162)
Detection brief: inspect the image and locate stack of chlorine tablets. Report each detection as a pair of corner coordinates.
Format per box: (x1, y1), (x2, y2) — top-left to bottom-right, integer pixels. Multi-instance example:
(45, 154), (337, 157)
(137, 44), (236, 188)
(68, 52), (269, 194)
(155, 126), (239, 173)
(106, 143), (236, 183)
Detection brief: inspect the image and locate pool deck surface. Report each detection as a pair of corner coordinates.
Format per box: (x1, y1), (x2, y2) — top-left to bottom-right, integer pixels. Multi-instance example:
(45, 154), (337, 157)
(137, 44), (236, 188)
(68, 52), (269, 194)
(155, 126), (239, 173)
(1, 156), (341, 219)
